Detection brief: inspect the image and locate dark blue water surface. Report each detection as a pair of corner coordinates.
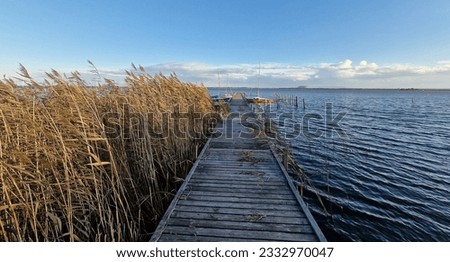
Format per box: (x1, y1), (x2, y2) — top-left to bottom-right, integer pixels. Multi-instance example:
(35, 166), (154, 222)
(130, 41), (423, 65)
(213, 88), (450, 241)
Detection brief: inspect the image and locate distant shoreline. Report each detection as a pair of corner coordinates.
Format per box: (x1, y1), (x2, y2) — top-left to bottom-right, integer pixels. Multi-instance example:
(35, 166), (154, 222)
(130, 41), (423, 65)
(207, 86), (450, 91)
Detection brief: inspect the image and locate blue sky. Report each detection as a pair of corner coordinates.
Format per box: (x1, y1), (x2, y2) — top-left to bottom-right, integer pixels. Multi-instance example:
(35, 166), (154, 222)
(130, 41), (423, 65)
(1, 0), (450, 88)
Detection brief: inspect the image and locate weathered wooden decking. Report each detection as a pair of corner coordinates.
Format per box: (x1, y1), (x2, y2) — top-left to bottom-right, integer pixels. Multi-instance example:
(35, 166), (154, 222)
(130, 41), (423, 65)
(150, 93), (326, 242)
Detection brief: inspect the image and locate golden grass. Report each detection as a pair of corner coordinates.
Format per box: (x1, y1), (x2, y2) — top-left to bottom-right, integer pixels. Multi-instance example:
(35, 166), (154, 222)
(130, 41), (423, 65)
(0, 66), (215, 241)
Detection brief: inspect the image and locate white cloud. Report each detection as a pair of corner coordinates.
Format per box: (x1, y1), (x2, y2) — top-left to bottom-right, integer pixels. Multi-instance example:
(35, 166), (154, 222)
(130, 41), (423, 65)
(6, 59), (450, 89)
(338, 59), (353, 69)
(95, 60), (450, 88)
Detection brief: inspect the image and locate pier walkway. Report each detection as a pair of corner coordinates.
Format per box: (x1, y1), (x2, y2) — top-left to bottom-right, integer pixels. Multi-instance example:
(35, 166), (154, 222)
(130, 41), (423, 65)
(150, 93), (326, 242)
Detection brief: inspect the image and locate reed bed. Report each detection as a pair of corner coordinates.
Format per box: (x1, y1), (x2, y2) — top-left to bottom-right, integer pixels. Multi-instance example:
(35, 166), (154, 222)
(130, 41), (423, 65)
(0, 66), (215, 241)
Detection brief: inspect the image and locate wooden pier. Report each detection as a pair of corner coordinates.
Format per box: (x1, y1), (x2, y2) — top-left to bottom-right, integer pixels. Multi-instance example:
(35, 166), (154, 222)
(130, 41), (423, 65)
(150, 93), (326, 242)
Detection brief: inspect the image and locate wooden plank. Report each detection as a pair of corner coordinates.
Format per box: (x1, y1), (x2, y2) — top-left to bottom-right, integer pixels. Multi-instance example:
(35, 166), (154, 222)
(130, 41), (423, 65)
(186, 186), (294, 195)
(197, 170), (280, 176)
(163, 226), (318, 242)
(201, 156), (274, 161)
(185, 187), (292, 195)
(188, 182), (292, 190)
(166, 218), (315, 234)
(194, 169), (284, 176)
(176, 199), (301, 211)
(209, 142), (270, 146)
(189, 178), (287, 186)
(197, 165), (280, 171)
(204, 150), (276, 155)
(206, 147), (273, 152)
(203, 153), (276, 157)
(159, 234), (261, 242)
(178, 191), (297, 201)
(204, 151), (275, 157)
(199, 165), (280, 170)
(179, 195), (297, 205)
(187, 185), (292, 194)
(192, 176), (285, 184)
(204, 176), (279, 181)
(195, 168), (282, 173)
(173, 205), (306, 218)
(202, 157), (276, 163)
(198, 161), (279, 168)
(205, 148), (271, 152)
(170, 210), (310, 225)
(203, 158), (277, 164)
(186, 186), (292, 194)
(196, 165), (281, 170)
(195, 169), (282, 175)
(196, 166), (281, 173)
(191, 176), (286, 184)
(201, 157), (276, 162)
(209, 143), (270, 150)
(202, 155), (277, 162)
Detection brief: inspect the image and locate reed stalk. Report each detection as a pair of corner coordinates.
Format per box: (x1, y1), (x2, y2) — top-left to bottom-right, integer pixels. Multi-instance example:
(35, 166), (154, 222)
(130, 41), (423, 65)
(0, 66), (214, 241)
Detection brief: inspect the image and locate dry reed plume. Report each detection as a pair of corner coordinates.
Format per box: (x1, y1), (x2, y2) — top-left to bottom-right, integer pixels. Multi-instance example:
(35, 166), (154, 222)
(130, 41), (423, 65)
(0, 65), (215, 241)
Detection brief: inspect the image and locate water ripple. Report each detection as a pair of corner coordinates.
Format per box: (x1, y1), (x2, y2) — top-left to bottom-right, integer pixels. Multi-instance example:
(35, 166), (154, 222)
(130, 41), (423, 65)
(272, 89), (450, 241)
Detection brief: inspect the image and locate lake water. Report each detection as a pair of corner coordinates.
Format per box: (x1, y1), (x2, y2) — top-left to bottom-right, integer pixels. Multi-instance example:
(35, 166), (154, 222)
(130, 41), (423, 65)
(211, 88), (450, 241)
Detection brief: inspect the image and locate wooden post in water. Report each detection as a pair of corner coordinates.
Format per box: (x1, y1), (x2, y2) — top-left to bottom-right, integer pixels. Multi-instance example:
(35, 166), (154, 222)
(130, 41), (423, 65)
(295, 96), (299, 108)
(303, 98), (306, 109)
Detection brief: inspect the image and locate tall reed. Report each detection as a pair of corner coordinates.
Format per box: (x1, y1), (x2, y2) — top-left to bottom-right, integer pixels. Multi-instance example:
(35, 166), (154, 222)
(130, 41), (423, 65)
(0, 66), (214, 241)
